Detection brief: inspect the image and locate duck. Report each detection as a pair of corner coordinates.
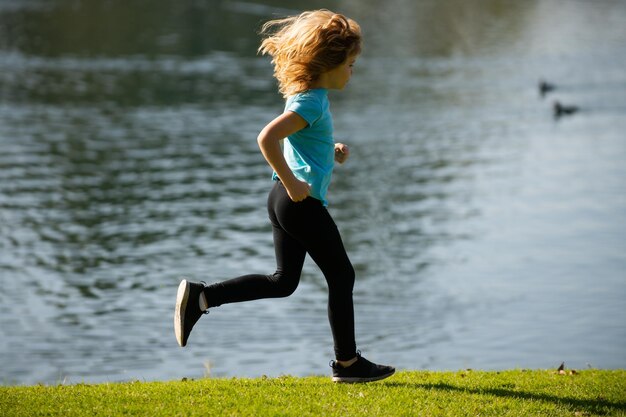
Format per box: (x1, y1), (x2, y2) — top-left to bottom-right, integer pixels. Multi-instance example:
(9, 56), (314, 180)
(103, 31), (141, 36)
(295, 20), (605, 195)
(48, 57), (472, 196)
(553, 101), (579, 117)
(539, 80), (556, 97)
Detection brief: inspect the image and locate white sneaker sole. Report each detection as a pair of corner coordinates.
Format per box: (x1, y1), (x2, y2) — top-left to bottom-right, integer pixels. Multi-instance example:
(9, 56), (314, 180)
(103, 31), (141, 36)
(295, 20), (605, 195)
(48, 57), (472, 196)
(332, 369), (395, 383)
(174, 279), (190, 347)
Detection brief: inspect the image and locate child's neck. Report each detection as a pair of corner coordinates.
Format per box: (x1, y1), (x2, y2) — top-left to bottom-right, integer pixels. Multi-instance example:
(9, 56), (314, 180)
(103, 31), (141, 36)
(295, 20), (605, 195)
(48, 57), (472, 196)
(310, 73), (332, 90)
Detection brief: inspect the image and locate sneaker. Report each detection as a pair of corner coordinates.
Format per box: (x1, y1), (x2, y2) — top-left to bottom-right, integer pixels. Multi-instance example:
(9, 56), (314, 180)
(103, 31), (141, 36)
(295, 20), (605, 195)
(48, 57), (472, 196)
(330, 351), (395, 383)
(174, 278), (208, 347)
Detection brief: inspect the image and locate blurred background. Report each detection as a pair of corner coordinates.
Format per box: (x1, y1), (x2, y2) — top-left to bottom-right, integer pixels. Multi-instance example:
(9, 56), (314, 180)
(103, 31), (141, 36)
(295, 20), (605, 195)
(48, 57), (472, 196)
(0, 0), (625, 385)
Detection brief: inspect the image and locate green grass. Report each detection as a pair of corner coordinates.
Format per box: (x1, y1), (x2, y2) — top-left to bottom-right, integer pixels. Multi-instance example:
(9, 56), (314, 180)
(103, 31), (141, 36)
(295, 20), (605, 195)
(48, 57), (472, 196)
(1, 370), (625, 416)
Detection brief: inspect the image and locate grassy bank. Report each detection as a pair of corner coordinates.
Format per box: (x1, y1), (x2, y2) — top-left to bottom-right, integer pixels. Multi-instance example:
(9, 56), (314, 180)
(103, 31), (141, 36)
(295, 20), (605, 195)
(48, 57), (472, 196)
(1, 370), (625, 416)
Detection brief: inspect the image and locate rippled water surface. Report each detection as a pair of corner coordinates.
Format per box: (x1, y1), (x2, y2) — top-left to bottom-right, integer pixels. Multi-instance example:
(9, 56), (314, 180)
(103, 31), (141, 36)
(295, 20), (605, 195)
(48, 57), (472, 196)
(1, 0), (625, 384)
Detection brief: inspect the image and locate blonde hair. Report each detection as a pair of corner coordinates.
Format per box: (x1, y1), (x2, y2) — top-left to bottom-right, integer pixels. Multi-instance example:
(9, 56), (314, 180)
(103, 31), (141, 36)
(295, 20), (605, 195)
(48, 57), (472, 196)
(258, 9), (361, 98)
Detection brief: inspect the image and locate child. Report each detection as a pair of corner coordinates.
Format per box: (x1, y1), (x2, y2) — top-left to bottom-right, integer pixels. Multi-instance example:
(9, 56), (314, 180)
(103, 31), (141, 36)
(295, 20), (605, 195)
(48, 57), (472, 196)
(174, 9), (394, 383)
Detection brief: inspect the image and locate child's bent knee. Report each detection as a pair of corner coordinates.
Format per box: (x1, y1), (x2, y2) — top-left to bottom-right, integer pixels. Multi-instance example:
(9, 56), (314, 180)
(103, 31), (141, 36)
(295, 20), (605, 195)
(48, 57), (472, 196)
(268, 272), (300, 298)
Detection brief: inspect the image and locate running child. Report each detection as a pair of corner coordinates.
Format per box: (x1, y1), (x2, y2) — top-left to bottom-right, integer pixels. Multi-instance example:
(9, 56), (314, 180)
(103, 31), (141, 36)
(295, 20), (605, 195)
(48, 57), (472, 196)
(174, 9), (395, 383)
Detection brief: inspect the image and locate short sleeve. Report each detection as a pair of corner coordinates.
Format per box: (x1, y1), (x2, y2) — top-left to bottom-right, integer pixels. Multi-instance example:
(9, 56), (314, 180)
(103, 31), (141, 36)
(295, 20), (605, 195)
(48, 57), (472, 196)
(286, 93), (322, 127)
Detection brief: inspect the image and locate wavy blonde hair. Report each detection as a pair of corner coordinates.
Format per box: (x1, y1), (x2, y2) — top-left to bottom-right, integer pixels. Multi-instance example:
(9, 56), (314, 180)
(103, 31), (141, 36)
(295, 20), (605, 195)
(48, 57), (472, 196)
(258, 9), (361, 98)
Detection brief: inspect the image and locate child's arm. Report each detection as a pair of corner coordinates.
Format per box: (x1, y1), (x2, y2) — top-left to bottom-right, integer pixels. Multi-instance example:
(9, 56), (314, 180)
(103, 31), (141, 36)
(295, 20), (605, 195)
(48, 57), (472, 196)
(257, 111), (311, 202)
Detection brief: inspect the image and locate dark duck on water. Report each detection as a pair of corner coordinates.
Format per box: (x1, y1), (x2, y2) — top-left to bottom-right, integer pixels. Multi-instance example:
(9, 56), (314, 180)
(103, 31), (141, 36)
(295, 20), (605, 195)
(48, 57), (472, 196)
(553, 100), (579, 118)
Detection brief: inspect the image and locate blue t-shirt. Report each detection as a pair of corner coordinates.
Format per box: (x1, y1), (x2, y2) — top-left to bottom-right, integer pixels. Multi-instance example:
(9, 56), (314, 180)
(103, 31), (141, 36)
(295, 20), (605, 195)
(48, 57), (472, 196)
(273, 88), (335, 206)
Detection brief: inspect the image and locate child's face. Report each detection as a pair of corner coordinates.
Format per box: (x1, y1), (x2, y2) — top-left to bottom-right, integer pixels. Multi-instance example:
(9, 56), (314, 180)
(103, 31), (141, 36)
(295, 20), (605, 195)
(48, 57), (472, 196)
(326, 55), (358, 90)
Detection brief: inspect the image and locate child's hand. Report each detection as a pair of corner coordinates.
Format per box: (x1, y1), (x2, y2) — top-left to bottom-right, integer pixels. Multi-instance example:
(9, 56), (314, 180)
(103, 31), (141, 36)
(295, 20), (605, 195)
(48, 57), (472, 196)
(334, 143), (350, 164)
(285, 179), (311, 202)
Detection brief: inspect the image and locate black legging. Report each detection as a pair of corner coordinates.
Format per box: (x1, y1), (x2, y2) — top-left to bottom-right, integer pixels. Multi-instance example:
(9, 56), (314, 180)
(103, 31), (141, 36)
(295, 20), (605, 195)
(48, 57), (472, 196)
(204, 180), (357, 360)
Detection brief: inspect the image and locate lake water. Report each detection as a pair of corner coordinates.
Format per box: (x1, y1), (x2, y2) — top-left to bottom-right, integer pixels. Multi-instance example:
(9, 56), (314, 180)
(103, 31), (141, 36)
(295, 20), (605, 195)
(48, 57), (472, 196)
(1, 0), (625, 385)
